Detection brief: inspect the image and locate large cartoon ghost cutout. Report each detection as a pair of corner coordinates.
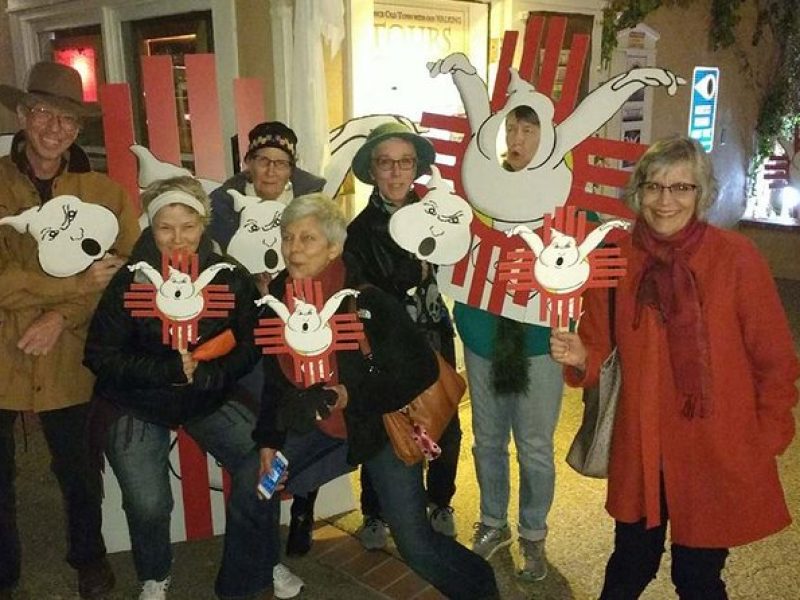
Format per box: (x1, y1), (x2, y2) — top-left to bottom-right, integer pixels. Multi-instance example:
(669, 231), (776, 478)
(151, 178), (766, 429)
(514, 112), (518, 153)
(389, 166), (473, 265)
(428, 52), (684, 225)
(0, 195), (119, 277)
(225, 189), (285, 275)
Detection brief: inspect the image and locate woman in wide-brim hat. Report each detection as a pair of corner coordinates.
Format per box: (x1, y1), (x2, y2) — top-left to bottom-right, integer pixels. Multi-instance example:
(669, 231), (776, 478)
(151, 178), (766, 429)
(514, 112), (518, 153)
(344, 122), (463, 549)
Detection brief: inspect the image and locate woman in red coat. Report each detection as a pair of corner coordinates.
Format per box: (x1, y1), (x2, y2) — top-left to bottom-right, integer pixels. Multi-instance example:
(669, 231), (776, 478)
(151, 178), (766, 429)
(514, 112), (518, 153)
(551, 136), (799, 599)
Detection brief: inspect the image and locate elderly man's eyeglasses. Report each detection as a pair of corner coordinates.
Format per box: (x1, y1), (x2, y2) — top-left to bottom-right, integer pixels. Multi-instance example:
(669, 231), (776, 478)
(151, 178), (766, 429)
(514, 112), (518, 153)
(27, 106), (80, 133)
(252, 156), (292, 171)
(639, 182), (698, 198)
(373, 157), (417, 172)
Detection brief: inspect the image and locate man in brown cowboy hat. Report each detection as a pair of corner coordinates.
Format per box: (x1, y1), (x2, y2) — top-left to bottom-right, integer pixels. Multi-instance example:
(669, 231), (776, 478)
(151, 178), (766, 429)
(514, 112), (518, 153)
(0, 61), (139, 599)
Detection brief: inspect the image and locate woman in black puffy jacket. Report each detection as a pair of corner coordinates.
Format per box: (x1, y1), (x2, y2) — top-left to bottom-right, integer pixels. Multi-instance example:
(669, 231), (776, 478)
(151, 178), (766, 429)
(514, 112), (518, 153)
(83, 176), (302, 600)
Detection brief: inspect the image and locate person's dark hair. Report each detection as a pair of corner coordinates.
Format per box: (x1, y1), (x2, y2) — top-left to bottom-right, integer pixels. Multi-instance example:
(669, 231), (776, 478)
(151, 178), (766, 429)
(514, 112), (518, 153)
(625, 135), (717, 218)
(510, 105), (540, 126)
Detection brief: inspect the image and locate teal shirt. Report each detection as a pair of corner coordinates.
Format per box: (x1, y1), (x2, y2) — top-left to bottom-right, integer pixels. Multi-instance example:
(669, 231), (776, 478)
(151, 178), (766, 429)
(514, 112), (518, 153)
(453, 302), (551, 359)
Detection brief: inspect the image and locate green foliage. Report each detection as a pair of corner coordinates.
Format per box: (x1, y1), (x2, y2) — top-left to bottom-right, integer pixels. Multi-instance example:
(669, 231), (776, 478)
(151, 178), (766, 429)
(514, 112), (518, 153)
(601, 0), (800, 186)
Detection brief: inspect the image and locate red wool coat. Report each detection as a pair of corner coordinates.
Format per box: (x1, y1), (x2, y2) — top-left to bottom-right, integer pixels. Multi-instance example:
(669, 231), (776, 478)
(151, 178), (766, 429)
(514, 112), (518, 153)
(568, 224), (799, 548)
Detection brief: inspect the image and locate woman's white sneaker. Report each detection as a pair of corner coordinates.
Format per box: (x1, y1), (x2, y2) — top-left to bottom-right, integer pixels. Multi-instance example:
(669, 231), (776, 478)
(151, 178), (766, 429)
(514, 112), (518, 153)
(273, 563), (304, 599)
(139, 576), (170, 600)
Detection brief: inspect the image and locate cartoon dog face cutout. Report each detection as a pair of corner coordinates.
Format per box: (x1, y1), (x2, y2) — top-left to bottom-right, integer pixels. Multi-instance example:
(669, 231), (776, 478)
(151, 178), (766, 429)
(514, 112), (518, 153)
(225, 190), (285, 275)
(129, 261), (236, 321)
(256, 289), (359, 356)
(389, 166), (473, 265)
(0, 195), (119, 277)
(508, 219), (629, 294)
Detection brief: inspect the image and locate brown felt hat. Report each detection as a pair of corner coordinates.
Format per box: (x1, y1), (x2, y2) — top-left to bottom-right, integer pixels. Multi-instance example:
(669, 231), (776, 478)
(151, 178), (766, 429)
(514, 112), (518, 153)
(0, 62), (100, 117)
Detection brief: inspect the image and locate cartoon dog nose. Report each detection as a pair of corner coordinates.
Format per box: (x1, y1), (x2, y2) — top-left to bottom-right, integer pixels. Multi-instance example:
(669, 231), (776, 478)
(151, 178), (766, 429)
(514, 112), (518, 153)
(556, 257), (564, 266)
(418, 237), (436, 257)
(264, 249), (279, 270)
(82, 238), (102, 257)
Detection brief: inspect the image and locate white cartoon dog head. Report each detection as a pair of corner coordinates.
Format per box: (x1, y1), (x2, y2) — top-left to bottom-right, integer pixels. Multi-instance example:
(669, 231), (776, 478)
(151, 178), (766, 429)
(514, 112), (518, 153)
(0, 195), (118, 277)
(226, 189), (285, 275)
(389, 166), (473, 265)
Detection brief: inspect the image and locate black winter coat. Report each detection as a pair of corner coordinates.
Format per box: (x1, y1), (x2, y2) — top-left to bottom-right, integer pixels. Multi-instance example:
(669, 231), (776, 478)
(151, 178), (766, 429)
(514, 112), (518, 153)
(83, 230), (261, 428)
(252, 266), (438, 465)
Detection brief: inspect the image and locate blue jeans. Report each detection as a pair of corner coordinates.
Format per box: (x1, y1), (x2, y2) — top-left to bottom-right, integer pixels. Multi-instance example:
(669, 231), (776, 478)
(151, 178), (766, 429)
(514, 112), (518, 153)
(464, 348), (563, 541)
(1, 405), (106, 590)
(105, 401), (280, 599)
(365, 443), (498, 599)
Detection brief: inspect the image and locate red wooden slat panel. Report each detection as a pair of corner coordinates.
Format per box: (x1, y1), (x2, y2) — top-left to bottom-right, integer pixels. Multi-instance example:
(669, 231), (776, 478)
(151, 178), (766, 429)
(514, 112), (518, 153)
(420, 113), (470, 134)
(142, 55), (181, 166)
(177, 429), (214, 539)
(185, 54), (225, 182)
(555, 33), (590, 123)
(233, 78), (266, 169)
(537, 16), (567, 97)
(100, 83), (140, 212)
(490, 30), (519, 112)
(518, 16), (544, 82)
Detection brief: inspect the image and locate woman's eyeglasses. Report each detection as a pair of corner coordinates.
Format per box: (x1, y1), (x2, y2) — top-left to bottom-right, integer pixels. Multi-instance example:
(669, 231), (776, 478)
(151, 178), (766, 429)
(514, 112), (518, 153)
(252, 156), (292, 171)
(372, 157), (417, 172)
(639, 182), (698, 198)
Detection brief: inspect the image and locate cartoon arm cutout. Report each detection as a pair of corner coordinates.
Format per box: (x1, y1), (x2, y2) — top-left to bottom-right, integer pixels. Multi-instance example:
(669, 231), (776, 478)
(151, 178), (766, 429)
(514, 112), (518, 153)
(318, 289), (359, 324)
(428, 52), (490, 133)
(577, 219), (631, 257)
(507, 225), (545, 257)
(193, 263), (236, 291)
(555, 68), (686, 157)
(255, 294), (292, 322)
(128, 261), (164, 287)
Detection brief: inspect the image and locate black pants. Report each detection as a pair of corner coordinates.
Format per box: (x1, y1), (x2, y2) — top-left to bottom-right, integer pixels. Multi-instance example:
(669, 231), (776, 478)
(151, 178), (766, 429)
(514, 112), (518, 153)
(0, 405), (106, 589)
(600, 486), (729, 600)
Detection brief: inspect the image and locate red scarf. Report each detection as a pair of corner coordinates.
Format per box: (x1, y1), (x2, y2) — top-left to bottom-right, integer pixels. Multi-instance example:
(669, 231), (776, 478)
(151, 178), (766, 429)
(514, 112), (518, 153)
(632, 218), (712, 418)
(276, 257), (348, 438)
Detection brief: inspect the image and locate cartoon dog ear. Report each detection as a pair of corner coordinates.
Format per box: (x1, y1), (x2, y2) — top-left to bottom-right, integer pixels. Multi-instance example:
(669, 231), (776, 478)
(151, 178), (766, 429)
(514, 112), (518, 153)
(227, 189), (260, 214)
(0, 206), (37, 234)
(130, 144), (193, 188)
(427, 165), (444, 191)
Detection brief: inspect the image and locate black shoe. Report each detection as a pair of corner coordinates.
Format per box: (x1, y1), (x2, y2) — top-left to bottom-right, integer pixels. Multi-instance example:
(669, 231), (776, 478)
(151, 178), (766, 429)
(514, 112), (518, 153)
(78, 557), (115, 599)
(286, 514), (314, 556)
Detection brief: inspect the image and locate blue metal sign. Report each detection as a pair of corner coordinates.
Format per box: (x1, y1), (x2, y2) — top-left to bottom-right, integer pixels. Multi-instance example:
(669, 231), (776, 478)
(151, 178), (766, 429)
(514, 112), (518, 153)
(688, 66), (720, 152)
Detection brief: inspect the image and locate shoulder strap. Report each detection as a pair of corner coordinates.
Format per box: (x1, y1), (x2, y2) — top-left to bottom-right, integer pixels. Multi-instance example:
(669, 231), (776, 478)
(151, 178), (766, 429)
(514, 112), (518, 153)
(609, 286), (617, 348)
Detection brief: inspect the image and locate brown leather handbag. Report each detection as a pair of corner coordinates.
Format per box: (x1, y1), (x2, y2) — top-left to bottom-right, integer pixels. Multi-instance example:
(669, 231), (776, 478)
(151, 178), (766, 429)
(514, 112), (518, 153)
(359, 331), (465, 465)
(382, 351), (465, 465)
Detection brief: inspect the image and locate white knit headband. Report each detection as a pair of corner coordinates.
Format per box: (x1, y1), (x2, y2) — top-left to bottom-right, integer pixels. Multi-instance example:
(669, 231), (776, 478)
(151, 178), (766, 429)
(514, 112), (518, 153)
(146, 190), (207, 223)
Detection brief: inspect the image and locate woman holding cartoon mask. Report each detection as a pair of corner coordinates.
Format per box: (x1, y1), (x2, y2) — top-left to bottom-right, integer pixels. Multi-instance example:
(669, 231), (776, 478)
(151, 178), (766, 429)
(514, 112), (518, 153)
(343, 122), (462, 549)
(254, 192), (498, 599)
(83, 176), (303, 600)
(551, 136), (799, 598)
